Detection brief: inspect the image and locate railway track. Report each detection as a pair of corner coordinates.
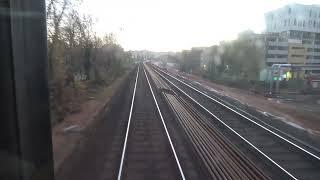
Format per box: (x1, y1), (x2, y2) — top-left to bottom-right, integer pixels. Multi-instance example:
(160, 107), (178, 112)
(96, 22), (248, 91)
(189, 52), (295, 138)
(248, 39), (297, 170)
(149, 64), (320, 180)
(145, 64), (271, 179)
(117, 65), (185, 180)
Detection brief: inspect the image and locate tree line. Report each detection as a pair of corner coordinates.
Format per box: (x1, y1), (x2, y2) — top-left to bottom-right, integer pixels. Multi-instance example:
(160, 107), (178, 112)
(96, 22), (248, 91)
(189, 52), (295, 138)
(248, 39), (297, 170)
(174, 31), (265, 82)
(46, 0), (132, 123)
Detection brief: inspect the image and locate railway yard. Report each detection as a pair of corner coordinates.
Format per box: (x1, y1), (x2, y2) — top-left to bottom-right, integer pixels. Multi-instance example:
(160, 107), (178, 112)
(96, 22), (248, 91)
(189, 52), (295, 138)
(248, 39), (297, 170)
(55, 62), (320, 180)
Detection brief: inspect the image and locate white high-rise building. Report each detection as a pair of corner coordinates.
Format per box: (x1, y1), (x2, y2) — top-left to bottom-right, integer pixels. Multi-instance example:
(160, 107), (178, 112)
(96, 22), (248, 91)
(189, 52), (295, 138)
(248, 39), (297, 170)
(265, 4), (320, 33)
(264, 4), (320, 66)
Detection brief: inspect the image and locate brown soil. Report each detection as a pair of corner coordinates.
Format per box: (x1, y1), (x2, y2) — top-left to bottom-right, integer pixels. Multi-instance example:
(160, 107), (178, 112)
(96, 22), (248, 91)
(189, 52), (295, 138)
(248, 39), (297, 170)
(51, 70), (130, 172)
(170, 69), (320, 136)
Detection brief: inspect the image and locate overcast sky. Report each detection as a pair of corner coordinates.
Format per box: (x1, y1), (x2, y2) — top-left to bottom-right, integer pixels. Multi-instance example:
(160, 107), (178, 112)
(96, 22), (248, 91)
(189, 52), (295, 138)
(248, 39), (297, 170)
(79, 0), (319, 51)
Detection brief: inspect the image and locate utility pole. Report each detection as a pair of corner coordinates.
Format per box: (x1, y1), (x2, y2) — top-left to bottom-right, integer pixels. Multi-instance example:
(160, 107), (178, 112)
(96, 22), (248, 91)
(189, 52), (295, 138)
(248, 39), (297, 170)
(0, 0), (54, 180)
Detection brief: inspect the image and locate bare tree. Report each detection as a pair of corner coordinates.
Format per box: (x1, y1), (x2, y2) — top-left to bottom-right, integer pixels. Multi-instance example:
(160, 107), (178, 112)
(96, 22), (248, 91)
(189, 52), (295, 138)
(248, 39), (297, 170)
(46, 0), (71, 79)
(46, 0), (131, 123)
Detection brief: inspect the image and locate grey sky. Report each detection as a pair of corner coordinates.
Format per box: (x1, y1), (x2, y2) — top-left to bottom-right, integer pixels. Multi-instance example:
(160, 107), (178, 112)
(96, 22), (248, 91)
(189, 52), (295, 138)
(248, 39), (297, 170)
(80, 0), (319, 51)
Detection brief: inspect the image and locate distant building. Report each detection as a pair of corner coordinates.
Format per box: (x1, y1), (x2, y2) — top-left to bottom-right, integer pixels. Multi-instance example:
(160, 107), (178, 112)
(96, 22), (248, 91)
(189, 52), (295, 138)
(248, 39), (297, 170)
(264, 4), (320, 67)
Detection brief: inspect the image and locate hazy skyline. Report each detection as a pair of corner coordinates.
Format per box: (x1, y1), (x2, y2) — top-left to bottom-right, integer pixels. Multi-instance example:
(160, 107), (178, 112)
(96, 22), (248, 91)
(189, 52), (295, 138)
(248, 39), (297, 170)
(80, 0), (319, 51)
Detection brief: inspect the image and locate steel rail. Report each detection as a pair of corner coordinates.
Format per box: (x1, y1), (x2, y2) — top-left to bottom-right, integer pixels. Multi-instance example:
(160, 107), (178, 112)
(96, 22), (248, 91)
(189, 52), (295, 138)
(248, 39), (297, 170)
(174, 71), (320, 155)
(152, 66), (298, 180)
(143, 65), (186, 180)
(117, 66), (139, 180)
(155, 66), (320, 161)
(147, 65), (269, 179)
